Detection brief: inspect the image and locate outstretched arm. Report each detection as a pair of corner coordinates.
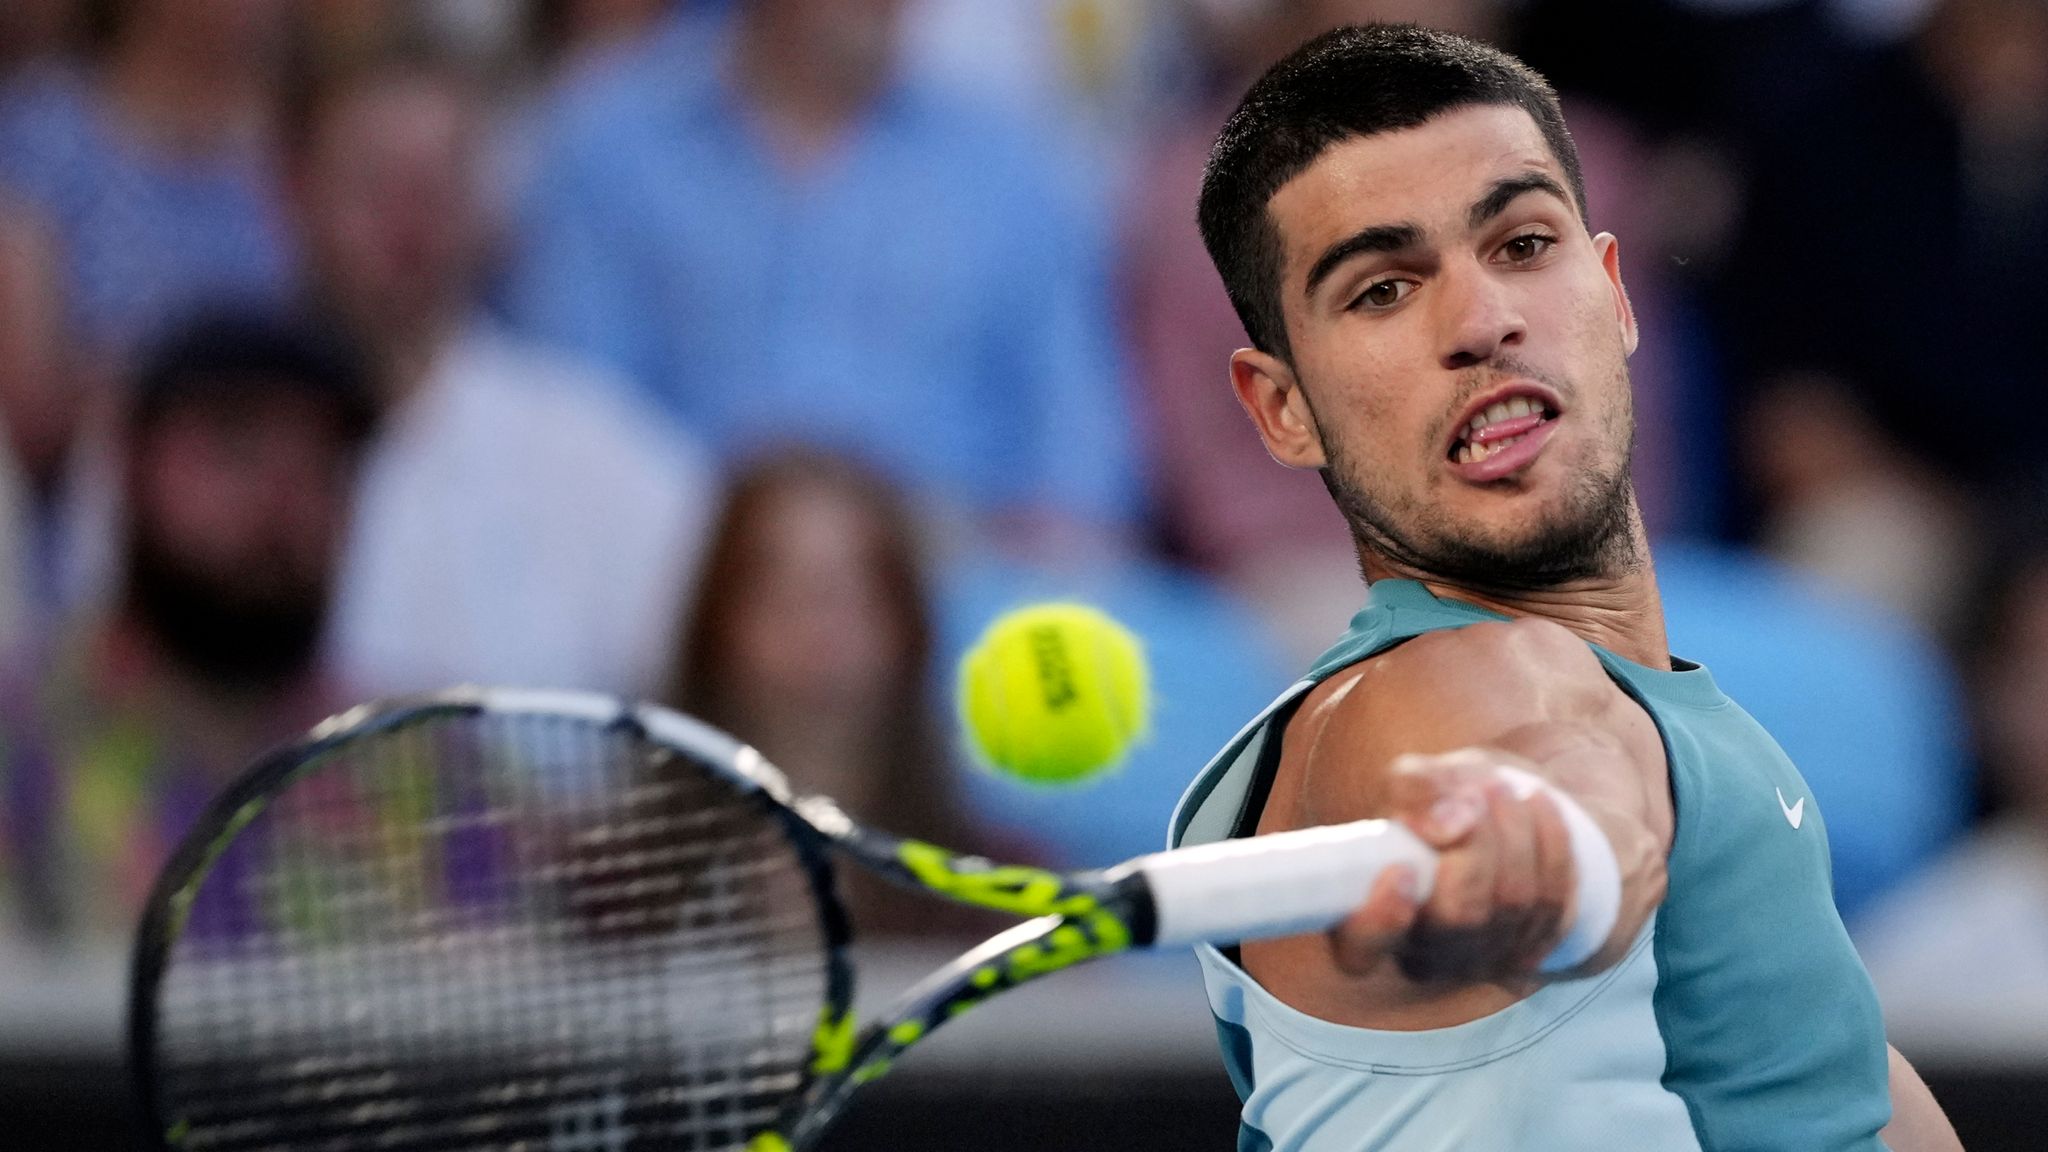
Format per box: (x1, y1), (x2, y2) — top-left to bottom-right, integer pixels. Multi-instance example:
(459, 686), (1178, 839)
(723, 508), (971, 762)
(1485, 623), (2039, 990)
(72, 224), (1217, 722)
(1243, 616), (1673, 1028)
(1882, 1045), (1964, 1152)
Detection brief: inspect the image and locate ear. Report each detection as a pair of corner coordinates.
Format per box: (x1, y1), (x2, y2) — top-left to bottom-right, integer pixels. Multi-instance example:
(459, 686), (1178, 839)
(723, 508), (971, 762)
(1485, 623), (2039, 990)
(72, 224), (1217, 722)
(1230, 348), (1325, 470)
(1593, 232), (1638, 357)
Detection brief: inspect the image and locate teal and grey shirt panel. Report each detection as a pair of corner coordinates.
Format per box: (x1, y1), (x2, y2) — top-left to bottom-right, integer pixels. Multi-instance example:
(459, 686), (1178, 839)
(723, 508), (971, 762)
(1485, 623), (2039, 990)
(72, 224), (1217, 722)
(1168, 579), (1892, 1151)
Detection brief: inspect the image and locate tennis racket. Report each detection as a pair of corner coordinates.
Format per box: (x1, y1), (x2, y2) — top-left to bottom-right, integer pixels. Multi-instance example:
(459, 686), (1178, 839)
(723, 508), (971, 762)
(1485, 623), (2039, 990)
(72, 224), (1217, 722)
(129, 687), (1607, 1152)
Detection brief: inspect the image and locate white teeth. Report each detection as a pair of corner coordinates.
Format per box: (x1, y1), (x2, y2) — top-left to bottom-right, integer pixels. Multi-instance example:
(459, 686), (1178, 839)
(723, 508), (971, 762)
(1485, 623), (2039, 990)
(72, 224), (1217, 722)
(1456, 397), (1553, 459)
(1457, 431), (1531, 467)
(1458, 398), (1546, 445)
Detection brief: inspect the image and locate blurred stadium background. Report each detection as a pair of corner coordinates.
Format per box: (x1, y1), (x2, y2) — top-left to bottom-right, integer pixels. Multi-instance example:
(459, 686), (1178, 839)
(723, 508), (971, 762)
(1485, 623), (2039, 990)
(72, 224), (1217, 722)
(1, 0), (2046, 1147)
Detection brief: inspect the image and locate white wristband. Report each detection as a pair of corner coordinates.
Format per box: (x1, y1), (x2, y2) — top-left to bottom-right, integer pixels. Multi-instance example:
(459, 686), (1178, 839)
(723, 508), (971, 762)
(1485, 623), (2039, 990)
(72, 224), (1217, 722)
(1493, 766), (1622, 973)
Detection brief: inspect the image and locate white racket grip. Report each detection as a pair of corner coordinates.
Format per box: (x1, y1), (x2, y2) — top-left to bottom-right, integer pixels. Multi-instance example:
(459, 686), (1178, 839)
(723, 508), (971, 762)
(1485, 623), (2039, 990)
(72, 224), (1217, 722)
(1137, 820), (1435, 949)
(1138, 770), (1620, 972)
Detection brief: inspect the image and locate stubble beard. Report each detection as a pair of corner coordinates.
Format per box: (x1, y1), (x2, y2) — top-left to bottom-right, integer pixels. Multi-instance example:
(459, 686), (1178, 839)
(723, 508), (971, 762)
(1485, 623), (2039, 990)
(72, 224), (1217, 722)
(1318, 420), (1642, 594)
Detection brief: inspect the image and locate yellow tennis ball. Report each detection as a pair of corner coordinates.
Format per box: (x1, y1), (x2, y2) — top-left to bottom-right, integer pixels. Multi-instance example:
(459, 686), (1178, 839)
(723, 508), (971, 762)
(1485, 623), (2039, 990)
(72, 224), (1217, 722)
(957, 602), (1151, 785)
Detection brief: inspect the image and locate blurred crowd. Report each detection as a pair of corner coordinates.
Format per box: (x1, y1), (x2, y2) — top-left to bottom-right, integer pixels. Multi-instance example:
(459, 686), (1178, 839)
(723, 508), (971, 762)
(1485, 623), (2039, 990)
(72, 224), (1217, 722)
(0, 0), (2044, 1018)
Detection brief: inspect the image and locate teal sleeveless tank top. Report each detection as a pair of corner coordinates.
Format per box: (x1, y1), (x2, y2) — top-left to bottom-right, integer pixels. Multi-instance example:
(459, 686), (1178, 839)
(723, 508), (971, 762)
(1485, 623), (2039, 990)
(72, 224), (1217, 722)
(1169, 579), (1892, 1151)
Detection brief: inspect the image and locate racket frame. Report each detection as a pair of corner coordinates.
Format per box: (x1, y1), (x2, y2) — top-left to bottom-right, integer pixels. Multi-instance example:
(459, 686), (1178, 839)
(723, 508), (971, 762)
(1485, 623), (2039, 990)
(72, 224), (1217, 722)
(128, 688), (1160, 1152)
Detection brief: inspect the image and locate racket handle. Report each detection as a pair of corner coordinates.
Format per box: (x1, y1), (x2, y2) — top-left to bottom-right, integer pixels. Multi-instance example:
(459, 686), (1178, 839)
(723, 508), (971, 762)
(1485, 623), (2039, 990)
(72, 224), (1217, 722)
(1136, 773), (1620, 974)
(1134, 819), (1435, 949)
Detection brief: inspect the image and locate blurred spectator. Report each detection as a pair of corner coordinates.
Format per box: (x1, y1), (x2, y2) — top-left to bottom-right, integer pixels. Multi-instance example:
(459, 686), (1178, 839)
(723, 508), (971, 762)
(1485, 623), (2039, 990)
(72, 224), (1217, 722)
(0, 198), (116, 653)
(0, 0), (76, 77)
(1722, 0), (2048, 492)
(1856, 529), (2048, 1004)
(0, 312), (372, 946)
(663, 448), (997, 936)
(286, 34), (716, 698)
(1562, 98), (1738, 543)
(0, 0), (296, 363)
(1741, 368), (1978, 639)
(1656, 540), (1971, 922)
(495, 0), (682, 227)
(504, 0), (1143, 551)
(1121, 2), (1360, 584)
(302, 0), (532, 76)
(525, 0), (680, 80)
(900, 0), (1187, 191)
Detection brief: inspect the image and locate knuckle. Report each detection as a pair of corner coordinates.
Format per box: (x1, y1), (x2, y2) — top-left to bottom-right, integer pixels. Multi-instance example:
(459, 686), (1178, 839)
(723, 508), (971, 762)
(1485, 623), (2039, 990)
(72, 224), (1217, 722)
(1438, 849), (1491, 894)
(1388, 752), (1431, 776)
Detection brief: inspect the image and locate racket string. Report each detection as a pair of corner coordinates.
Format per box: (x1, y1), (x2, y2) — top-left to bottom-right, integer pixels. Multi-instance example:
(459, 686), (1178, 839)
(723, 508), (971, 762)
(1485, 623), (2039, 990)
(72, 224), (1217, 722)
(152, 709), (831, 1151)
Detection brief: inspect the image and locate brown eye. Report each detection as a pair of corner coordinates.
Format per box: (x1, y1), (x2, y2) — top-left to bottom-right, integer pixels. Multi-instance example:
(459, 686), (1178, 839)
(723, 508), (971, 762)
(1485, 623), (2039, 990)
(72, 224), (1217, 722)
(1353, 279), (1412, 310)
(1502, 234), (1554, 263)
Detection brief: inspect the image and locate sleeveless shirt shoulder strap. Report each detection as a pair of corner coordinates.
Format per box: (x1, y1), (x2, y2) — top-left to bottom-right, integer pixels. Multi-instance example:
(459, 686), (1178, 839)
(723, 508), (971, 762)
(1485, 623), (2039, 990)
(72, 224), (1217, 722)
(1173, 581), (1497, 851)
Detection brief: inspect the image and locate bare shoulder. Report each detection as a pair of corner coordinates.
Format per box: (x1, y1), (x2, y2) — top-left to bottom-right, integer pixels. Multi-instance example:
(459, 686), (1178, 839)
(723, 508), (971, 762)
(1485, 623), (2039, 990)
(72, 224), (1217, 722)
(1312, 617), (1633, 743)
(1372, 617), (1612, 700)
(1273, 617), (1664, 831)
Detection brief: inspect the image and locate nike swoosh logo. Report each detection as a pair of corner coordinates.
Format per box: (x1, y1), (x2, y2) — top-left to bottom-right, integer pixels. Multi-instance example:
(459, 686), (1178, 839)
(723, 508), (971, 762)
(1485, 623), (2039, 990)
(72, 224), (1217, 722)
(1776, 787), (1805, 830)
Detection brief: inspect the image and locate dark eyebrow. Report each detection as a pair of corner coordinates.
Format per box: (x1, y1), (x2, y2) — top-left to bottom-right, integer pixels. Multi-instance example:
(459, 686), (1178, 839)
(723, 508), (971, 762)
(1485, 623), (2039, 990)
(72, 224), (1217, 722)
(1468, 172), (1572, 231)
(1302, 222), (1424, 301)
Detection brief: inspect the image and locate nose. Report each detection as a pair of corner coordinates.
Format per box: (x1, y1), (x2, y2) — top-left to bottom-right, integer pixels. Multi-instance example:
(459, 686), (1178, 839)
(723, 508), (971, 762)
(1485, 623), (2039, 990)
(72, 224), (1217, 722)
(1436, 261), (1526, 371)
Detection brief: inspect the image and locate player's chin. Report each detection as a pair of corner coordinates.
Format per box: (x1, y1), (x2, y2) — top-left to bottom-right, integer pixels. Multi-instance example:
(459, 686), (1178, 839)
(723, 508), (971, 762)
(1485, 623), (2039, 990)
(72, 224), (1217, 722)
(1433, 478), (1591, 549)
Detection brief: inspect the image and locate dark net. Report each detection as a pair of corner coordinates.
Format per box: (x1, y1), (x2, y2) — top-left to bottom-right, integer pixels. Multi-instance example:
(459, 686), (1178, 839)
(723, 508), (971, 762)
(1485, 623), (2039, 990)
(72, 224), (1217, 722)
(145, 708), (830, 1151)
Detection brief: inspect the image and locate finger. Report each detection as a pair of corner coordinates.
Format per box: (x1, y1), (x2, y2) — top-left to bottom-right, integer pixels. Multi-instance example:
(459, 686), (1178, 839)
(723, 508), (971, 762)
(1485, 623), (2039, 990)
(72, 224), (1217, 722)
(1417, 801), (1499, 942)
(1329, 864), (1423, 974)
(1519, 789), (1573, 968)
(1488, 779), (1539, 916)
(1481, 780), (1547, 975)
(1385, 754), (1491, 849)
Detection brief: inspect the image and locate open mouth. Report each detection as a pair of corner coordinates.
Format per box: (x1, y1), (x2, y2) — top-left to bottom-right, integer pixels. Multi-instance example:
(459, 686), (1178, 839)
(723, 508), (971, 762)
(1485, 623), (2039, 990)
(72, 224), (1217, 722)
(1448, 395), (1559, 465)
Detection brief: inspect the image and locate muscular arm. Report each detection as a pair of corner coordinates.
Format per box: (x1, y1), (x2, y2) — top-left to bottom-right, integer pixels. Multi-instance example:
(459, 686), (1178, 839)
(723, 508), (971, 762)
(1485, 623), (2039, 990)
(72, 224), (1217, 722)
(1883, 1045), (1964, 1151)
(1242, 617), (1674, 1029)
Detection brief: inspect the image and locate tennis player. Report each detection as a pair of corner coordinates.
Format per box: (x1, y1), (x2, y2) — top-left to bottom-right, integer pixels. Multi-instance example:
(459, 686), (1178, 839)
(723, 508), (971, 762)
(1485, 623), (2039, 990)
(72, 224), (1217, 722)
(1169, 25), (1963, 1151)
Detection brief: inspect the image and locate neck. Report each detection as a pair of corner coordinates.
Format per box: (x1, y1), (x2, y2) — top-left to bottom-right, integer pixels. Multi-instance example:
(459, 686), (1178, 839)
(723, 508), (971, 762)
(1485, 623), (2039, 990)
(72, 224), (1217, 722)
(1359, 511), (1671, 669)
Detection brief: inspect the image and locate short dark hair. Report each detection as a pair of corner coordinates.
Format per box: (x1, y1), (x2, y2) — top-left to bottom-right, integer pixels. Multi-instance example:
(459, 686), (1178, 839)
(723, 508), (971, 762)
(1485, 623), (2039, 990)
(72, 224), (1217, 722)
(1198, 24), (1588, 362)
(131, 310), (378, 446)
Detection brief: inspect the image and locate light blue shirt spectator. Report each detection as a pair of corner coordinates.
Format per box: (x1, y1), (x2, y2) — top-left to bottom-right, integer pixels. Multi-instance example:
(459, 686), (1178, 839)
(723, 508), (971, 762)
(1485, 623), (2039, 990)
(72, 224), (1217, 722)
(0, 64), (294, 360)
(502, 13), (1142, 529)
(1655, 539), (1970, 922)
